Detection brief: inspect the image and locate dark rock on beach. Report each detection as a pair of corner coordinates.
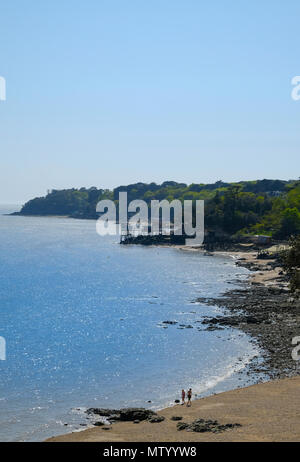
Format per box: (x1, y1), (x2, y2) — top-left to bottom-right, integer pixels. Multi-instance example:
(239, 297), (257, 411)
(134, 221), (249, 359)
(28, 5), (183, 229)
(148, 415), (165, 423)
(177, 422), (189, 431)
(177, 418), (241, 433)
(87, 407), (157, 423)
(119, 408), (156, 422)
(86, 408), (119, 417)
(93, 421), (105, 427)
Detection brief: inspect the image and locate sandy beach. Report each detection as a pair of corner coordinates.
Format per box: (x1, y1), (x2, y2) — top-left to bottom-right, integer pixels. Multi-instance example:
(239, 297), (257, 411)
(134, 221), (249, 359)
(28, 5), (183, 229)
(217, 250), (283, 286)
(179, 246), (284, 287)
(47, 376), (300, 442)
(46, 248), (300, 442)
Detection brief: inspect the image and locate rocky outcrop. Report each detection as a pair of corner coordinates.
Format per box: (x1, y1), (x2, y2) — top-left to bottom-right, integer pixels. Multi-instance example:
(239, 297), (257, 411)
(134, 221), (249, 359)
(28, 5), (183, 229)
(87, 407), (157, 423)
(202, 314), (268, 327)
(177, 418), (241, 433)
(93, 421), (104, 426)
(86, 408), (119, 417)
(198, 286), (300, 379)
(148, 415), (165, 423)
(118, 408), (156, 422)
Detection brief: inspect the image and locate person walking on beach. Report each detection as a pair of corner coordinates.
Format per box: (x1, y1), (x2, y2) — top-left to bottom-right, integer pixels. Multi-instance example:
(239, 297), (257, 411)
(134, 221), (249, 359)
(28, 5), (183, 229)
(187, 388), (192, 407)
(181, 389), (186, 405)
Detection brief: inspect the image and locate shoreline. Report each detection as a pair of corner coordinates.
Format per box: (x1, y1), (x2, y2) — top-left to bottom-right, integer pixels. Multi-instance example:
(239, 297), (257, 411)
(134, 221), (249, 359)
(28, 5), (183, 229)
(46, 247), (300, 442)
(197, 251), (300, 381)
(47, 376), (300, 442)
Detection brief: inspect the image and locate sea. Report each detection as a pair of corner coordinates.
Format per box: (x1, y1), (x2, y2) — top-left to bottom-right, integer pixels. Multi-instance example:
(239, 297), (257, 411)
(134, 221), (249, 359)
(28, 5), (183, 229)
(0, 204), (260, 441)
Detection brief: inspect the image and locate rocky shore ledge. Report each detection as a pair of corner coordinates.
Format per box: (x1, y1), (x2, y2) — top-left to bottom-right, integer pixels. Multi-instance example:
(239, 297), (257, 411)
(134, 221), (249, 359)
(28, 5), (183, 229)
(198, 251), (300, 380)
(200, 285), (300, 379)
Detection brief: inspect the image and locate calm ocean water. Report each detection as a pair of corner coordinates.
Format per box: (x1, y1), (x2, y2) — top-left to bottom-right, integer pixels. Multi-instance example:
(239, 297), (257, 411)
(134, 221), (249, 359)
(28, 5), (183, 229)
(0, 205), (258, 441)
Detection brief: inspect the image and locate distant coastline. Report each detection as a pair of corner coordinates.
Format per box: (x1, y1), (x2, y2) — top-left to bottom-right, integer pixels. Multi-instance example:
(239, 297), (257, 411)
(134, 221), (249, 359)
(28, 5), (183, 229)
(10, 178), (300, 243)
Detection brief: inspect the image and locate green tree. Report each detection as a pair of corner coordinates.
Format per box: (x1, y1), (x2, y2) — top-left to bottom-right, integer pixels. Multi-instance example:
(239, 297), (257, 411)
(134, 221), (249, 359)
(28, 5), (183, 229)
(282, 235), (300, 293)
(277, 208), (300, 238)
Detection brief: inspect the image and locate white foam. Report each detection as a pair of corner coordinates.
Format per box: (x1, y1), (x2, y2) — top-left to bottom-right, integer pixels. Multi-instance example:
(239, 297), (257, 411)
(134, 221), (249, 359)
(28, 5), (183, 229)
(190, 351), (257, 396)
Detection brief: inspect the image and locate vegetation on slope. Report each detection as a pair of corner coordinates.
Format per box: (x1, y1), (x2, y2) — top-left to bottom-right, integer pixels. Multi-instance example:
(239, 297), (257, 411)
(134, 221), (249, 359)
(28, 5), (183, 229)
(283, 235), (300, 293)
(17, 179), (300, 240)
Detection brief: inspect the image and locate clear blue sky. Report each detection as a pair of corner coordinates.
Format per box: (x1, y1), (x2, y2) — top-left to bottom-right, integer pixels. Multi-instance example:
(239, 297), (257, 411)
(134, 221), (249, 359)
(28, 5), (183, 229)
(0, 0), (299, 203)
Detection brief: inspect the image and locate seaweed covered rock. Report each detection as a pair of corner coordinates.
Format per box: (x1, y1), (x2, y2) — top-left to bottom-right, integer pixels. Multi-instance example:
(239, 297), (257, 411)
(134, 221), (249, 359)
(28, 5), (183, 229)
(177, 422), (189, 431)
(87, 407), (156, 422)
(177, 418), (241, 433)
(119, 408), (156, 421)
(86, 408), (119, 417)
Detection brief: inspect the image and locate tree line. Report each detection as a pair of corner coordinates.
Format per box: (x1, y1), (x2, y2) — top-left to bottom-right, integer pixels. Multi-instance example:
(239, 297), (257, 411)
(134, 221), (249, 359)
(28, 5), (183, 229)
(17, 179), (300, 240)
